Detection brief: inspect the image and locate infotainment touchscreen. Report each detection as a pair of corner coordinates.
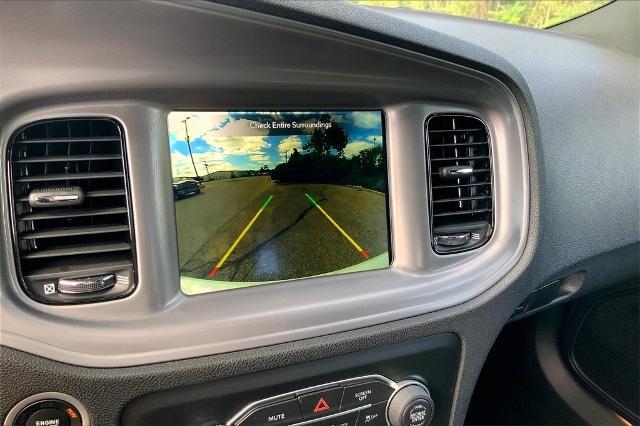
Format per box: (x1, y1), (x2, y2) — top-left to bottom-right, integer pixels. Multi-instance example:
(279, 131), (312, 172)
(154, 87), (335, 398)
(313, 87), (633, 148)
(169, 111), (390, 295)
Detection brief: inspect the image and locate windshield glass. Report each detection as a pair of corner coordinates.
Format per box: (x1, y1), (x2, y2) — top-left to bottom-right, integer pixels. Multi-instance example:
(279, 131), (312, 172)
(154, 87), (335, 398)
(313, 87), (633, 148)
(354, 0), (613, 29)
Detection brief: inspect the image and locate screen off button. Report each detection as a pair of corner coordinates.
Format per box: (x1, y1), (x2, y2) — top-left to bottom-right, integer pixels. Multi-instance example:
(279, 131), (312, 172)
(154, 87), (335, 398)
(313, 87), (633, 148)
(341, 381), (394, 409)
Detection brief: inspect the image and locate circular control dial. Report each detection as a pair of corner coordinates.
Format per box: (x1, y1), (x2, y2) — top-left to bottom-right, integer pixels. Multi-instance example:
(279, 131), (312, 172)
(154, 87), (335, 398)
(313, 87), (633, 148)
(386, 383), (434, 426)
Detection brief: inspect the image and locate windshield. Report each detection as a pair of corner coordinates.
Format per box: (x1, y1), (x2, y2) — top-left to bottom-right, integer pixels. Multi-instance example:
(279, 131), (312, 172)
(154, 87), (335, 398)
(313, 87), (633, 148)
(354, 0), (613, 29)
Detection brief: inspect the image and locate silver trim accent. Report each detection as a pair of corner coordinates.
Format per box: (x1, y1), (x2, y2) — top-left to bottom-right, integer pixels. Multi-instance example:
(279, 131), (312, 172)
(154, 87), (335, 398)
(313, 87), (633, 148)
(433, 233), (470, 246)
(2, 392), (90, 426)
(385, 380), (431, 426)
(58, 274), (116, 294)
(28, 186), (84, 207)
(226, 374), (398, 426)
(439, 166), (474, 177)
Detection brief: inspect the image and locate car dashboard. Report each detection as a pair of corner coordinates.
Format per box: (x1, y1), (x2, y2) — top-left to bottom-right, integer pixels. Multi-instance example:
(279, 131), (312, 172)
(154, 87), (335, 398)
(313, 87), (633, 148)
(0, 1), (638, 426)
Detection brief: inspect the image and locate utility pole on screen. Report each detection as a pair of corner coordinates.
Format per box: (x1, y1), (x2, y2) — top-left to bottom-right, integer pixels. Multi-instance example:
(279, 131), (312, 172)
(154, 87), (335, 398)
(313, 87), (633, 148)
(182, 117), (200, 181)
(203, 161), (210, 181)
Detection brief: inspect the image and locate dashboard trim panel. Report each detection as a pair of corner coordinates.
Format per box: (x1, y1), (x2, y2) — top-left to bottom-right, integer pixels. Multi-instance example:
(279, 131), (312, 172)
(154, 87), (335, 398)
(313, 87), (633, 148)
(0, 1), (529, 367)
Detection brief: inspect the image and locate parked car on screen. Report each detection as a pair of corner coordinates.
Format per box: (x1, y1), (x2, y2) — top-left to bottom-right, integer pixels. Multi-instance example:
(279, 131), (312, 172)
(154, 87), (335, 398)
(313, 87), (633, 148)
(173, 180), (201, 200)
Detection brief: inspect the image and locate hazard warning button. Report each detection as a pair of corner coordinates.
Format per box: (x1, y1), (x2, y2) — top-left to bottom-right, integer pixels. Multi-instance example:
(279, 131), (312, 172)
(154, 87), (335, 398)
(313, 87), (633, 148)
(298, 387), (343, 419)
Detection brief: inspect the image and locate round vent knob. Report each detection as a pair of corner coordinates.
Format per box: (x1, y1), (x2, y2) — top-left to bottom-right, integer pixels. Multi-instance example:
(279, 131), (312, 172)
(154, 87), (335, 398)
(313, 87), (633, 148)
(386, 383), (434, 426)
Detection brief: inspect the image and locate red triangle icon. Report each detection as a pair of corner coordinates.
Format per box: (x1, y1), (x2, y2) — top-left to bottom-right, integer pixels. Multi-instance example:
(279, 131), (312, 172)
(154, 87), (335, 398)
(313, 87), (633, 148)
(313, 397), (330, 413)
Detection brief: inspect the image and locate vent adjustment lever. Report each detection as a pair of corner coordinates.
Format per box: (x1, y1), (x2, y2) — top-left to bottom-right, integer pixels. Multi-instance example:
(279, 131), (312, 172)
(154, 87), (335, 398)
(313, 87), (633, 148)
(58, 274), (116, 294)
(28, 186), (84, 208)
(433, 233), (470, 247)
(438, 165), (474, 178)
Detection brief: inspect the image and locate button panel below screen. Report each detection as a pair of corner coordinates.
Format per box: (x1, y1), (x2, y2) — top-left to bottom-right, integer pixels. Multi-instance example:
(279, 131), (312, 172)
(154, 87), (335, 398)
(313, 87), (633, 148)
(230, 376), (397, 426)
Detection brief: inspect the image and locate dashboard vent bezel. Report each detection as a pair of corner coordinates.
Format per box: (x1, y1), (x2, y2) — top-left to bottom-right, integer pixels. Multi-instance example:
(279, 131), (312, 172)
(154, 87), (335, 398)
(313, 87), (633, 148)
(5, 117), (137, 304)
(426, 113), (494, 254)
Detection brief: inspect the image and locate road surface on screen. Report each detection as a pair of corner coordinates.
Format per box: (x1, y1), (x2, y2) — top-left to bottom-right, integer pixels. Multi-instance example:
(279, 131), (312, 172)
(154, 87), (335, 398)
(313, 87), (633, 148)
(176, 176), (388, 287)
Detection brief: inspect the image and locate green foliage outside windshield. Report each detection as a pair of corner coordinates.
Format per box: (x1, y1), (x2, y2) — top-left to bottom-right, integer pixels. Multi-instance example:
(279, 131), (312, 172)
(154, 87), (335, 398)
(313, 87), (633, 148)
(354, 0), (611, 28)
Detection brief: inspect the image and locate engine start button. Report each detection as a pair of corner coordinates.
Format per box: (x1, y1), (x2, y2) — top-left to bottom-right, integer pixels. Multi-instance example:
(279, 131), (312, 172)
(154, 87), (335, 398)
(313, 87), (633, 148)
(10, 398), (82, 426)
(25, 408), (70, 426)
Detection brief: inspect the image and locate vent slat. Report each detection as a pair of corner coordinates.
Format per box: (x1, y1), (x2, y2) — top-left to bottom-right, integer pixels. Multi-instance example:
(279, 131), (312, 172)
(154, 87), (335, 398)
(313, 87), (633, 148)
(15, 171), (124, 182)
(433, 208), (493, 217)
(15, 136), (121, 144)
(427, 115), (493, 254)
(19, 224), (130, 240)
(18, 207), (128, 221)
(427, 128), (483, 133)
(430, 155), (489, 162)
(431, 169), (489, 175)
(429, 142), (488, 147)
(433, 195), (491, 204)
(21, 242), (132, 259)
(14, 154), (122, 163)
(86, 189), (126, 197)
(432, 182), (491, 190)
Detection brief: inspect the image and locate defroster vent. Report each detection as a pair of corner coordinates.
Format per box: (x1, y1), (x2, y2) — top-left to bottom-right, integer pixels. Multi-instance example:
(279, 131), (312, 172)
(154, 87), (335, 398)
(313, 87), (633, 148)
(7, 118), (136, 304)
(427, 114), (493, 254)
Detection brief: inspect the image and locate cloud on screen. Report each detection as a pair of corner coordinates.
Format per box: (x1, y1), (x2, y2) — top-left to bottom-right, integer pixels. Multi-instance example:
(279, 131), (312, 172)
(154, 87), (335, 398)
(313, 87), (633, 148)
(168, 111), (383, 177)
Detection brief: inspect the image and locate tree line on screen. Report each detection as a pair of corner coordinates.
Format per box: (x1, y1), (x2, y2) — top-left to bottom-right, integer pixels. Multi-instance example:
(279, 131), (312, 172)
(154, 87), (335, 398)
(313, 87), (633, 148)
(270, 114), (386, 192)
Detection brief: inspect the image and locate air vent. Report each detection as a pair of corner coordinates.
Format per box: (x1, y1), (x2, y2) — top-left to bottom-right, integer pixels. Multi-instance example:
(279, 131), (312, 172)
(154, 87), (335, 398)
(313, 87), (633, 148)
(7, 118), (136, 304)
(426, 114), (493, 254)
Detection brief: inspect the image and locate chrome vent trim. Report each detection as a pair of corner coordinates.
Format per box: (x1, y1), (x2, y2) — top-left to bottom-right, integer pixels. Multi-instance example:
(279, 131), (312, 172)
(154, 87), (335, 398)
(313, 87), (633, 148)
(7, 118), (136, 304)
(426, 114), (494, 254)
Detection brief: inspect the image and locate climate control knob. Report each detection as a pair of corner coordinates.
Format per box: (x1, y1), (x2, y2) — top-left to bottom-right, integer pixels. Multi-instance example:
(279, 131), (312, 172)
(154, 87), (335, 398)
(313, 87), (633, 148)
(386, 383), (434, 426)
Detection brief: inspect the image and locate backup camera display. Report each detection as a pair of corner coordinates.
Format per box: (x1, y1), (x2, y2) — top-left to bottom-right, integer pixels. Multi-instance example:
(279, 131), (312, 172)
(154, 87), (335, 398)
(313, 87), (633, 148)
(169, 111), (390, 295)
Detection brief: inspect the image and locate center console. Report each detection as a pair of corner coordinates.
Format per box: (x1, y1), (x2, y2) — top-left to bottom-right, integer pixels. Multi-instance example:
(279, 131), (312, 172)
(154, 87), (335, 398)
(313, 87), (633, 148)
(120, 333), (459, 426)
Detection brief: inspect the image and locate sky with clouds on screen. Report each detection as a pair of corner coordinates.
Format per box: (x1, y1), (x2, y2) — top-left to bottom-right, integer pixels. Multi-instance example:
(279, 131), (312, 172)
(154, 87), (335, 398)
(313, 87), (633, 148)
(168, 111), (383, 178)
